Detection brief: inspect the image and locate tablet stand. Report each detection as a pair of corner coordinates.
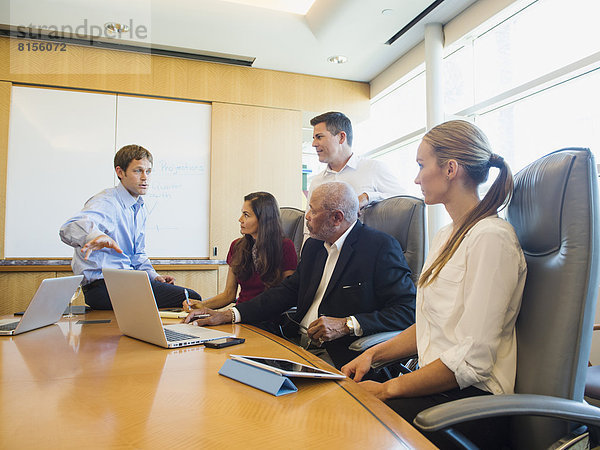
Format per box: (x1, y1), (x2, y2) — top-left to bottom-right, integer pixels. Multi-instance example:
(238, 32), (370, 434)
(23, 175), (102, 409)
(219, 359), (298, 396)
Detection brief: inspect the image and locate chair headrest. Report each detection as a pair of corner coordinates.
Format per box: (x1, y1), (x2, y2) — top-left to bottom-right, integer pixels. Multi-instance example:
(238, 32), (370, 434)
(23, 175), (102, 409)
(507, 150), (576, 256)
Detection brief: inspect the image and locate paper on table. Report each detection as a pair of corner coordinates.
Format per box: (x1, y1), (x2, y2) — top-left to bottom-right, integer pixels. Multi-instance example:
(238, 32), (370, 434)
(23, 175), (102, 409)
(158, 311), (189, 319)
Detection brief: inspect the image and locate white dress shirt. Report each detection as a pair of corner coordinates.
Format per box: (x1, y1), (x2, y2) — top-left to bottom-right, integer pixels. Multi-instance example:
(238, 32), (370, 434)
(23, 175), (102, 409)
(416, 216), (527, 394)
(299, 221), (362, 335)
(304, 153), (407, 241)
(307, 153), (407, 205)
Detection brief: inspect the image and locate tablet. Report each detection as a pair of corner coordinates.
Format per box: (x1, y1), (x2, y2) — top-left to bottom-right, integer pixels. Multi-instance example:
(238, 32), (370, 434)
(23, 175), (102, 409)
(229, 354), (345, 379)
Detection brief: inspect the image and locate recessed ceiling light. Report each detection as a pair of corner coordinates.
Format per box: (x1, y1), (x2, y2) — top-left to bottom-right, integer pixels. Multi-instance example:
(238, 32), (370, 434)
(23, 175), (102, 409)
(328, 55), (348, 64)
(104, 22), (130, 35)
(381, 9), (394, 15)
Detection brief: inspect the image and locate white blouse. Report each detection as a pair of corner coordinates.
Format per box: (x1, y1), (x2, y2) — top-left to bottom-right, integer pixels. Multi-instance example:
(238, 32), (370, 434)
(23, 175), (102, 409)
(416, 216), (527, 394)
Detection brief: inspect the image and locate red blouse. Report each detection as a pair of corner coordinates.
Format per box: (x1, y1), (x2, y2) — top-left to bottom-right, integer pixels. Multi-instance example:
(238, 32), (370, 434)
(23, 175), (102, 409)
(226, 238), (298, 304)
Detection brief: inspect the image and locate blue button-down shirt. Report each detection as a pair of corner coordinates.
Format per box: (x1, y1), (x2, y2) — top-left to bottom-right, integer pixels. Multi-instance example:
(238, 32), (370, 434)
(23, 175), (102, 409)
(59, 183), (158, 284)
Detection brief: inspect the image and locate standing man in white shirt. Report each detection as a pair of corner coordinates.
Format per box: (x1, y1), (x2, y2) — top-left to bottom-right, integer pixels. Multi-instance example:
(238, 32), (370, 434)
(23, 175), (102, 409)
(305, 111), (406, 240)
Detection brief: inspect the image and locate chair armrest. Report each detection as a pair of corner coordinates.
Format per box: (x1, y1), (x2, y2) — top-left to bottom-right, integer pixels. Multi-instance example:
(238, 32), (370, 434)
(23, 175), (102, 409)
(413, 394), (600, 432)
(370, 355), (418, 371)
(348, 331), (402, 352)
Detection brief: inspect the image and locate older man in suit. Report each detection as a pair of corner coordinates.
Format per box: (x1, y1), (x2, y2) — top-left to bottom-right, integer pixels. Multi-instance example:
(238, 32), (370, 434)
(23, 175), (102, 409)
(187, 181), (416, 368)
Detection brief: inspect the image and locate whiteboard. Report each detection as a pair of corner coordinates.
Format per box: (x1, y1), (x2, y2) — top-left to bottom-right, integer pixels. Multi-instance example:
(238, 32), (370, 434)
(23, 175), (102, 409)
(5, 87), (116, 257)
(115, 95), (211, 257)
(4, 86), (211, 258)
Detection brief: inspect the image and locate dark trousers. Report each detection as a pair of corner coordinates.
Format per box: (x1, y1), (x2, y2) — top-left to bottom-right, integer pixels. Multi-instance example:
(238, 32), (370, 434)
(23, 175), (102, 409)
(82, 277), (201, 310)
(385, 386), (509, 449)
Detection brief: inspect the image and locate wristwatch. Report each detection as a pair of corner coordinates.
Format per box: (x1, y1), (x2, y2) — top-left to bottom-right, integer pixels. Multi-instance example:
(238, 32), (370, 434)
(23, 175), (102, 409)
(345, 317), (355, 335)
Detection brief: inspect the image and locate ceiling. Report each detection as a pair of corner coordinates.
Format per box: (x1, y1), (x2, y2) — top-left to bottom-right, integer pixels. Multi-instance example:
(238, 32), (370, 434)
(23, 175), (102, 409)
(1, 0), (478, 82)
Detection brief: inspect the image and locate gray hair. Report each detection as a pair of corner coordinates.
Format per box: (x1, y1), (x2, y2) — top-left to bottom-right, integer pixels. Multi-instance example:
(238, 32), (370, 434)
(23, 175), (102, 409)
(313, 181), (359, 223)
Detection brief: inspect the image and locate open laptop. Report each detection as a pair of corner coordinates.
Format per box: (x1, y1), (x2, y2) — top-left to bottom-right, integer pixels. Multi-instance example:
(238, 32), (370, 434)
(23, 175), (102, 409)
(0, 275), (83, 336)
(103, 268), (234, 348)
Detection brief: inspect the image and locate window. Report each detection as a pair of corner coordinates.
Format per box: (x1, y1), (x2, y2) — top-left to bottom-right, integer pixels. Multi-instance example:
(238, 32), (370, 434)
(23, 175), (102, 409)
(477, 67), (600, 173)
(443, 45), (474, 115)
(322, 0), (600, 218)
(371, 138), (423, 197)
(354, 70), (426, 155)
(473, 0), (600, 103)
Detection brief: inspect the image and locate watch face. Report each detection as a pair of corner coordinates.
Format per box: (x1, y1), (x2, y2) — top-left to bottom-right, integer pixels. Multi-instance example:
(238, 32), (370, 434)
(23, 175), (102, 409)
(346, 317), (354, 333)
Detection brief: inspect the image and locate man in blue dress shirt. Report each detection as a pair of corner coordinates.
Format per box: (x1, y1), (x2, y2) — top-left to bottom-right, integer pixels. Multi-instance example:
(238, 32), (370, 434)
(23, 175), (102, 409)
(60, 144), (201, 310)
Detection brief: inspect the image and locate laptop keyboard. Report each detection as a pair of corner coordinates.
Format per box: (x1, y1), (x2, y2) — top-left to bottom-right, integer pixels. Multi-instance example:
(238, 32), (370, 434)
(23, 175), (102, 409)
(0, 322), (18, 331)
(164, 328), (197, 342)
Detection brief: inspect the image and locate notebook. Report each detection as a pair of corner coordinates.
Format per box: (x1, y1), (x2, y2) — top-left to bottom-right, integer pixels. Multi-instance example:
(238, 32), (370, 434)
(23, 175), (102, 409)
(0, 275), (83, 336)
(102, 268), (234, 348)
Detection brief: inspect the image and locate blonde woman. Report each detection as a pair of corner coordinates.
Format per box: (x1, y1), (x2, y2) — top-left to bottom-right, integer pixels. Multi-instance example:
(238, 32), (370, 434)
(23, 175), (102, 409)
(342, 120), (527, 447)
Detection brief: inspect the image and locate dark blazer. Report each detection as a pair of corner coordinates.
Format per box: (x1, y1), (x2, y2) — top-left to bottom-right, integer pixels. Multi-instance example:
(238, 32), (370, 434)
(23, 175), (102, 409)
(236, 221), (416, 368)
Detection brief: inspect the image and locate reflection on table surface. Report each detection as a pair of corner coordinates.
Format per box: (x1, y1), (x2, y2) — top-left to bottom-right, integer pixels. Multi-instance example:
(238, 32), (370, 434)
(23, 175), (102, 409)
(0, 311), (433, 449)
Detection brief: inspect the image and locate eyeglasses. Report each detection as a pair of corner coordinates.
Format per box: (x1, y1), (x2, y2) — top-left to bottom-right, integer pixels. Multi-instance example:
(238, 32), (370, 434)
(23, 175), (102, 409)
(284, 311), (307, 331)
(283, 311), (320, 350)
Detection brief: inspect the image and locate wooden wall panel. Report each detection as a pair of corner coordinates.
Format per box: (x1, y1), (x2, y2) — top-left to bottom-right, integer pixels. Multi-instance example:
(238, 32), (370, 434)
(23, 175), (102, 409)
(56, 269), (221, 305)
(0, 82), (9, 259)
(210, 103), (302, 261)
(0, 269), (222, 313)
(0, 272), (55, 314)
(0, 37), (370, 120)
(159, 270), (219, 299)
(217, 265), (230, 294)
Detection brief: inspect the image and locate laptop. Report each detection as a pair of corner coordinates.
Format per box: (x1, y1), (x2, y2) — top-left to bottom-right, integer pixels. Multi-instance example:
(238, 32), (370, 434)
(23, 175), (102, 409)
(103, 268), (234, 348)
(0, 275), (83, 336)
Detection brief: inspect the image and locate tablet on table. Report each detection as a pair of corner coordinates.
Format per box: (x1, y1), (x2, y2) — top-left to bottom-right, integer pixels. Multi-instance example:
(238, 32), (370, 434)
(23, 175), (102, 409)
(229, 354), (345, 379)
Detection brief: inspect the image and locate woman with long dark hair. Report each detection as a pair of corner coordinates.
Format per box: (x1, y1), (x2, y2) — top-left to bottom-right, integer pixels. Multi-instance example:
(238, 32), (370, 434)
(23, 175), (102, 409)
(342, 120), (527, 448)
(184, 192), (297, 310)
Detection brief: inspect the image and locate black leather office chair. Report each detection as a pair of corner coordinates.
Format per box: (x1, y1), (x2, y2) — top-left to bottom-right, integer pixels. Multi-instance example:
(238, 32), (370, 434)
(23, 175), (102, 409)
(360, 195), (427, 285)
(279, 206), (304, 259)
(413, 148), (600, 449)
(349, 195), (427, 352)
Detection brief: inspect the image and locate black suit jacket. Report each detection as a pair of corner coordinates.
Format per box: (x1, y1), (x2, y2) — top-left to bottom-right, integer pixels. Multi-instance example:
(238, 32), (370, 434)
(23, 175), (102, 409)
(236, 221), (416, 367)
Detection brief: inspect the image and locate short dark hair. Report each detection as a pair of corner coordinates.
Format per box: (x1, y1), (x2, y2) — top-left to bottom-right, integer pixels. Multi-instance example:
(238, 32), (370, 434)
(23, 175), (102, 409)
(310, 111), (353, 147)
(114, 145), (153, 179)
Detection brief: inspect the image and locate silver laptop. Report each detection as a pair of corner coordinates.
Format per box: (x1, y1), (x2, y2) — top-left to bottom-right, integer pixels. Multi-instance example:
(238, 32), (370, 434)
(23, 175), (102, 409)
(103, 268), (234, 348)
(0, 275), (83, 336)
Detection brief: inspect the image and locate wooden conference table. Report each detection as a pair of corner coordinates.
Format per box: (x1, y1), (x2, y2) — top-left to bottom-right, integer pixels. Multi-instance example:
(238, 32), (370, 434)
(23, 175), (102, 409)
(0, 311), (434, 449)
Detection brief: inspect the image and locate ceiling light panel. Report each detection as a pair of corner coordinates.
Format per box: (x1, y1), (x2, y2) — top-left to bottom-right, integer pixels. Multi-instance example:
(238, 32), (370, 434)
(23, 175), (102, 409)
(218, 0), (316, 15)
